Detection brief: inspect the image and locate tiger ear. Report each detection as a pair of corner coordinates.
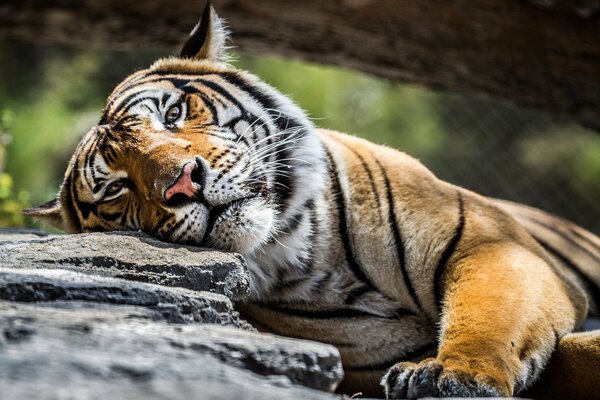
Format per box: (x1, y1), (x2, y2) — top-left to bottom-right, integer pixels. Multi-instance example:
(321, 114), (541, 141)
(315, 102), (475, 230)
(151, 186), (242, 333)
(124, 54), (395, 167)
(180, 2), (229, 62)
(23, 198), (68, 231)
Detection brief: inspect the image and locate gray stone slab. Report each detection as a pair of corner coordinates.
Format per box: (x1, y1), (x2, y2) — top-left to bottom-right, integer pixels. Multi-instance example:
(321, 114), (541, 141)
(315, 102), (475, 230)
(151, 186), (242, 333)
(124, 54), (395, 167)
(0, 301), (342, 400)
(0, 230), (249, 300)
(0, 228), (50, 242)
(0, 229), (345, 398)
(0, 267), (251, 328)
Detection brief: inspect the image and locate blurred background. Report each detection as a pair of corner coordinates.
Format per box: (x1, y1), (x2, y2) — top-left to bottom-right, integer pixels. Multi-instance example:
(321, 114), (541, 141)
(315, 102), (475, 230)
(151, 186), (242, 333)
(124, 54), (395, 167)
(0, 40), (598, 233)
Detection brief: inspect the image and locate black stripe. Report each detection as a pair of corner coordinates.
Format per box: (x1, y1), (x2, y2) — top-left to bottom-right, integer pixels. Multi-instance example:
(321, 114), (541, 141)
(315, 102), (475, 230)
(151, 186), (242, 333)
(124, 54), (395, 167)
(105, 73), (234, 124)
(77, 201), (96, 220)
(345, 341), (437, 371)
(111, 88), (156, 117)
(196, 84), (274, 152)
(326, 149), (380, 293)
(119, 96), (161, 120)
(106, 76), (164, 114)
(195, 91), (221, 125)
(98, 211), (123, 222)
(101, 143), (118, 165)
(82, 132), (103, 192)
(311, 270), (333, 294)
(259, 303), (413, 320)
(434, 192), (465, 312)
(344, 285), (371, 304)
(154, 214), (174, 233)
(565, 224), (600, 254)
(272, 143), (295, 211)
(195, 78), (250, 113)
(535, 236), (600, 310)
(301, 201), (318, 272)
(525, 215), (600, 265)
(160, 92), (170, 107)
(338, 142), (382, 216)
(374, 157), (422, 311)
(279, 199), (314, 235)
(104, 70), (168, 107)
(225, 115), (262, 145)
(124, 199), (137, 229)
(273, 275), (308, 291)
(114, 77), (202, 119)
(68, 132), (99, 230)
(271, 203), (318, 291)
(220, 72), (306, 136)
(63, 173), (81, 232)
(220, 72), (278, 111)
(167, 214), (189, 239)
(103, 74), (150, 118)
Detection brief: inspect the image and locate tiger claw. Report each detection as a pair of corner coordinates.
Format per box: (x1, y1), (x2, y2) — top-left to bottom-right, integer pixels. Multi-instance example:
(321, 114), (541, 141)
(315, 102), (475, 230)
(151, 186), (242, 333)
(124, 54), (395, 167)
(382, 359), (509, 399)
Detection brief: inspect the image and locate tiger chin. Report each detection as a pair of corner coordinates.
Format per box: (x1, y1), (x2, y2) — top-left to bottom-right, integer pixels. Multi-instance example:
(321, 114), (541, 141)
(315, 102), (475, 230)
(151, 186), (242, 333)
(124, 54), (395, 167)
(25, 3), (600, 399)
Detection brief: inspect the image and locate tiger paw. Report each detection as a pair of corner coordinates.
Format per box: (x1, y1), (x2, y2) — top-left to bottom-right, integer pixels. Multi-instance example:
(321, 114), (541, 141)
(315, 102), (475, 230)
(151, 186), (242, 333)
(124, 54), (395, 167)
(380, 358), (511, 399)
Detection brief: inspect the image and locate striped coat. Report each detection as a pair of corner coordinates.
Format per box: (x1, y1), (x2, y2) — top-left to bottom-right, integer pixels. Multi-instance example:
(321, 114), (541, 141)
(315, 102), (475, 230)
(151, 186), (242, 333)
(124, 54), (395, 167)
(26, 4), (600, 398)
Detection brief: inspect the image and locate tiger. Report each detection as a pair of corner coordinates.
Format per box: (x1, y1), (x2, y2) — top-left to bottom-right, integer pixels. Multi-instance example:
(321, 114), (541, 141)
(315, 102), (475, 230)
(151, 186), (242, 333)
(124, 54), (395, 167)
(25, 4), (600, 399)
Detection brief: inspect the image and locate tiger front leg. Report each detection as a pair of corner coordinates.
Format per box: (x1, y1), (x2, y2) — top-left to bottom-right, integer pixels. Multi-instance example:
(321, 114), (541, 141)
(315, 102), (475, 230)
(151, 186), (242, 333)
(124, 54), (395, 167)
(381, 242), (585, 399)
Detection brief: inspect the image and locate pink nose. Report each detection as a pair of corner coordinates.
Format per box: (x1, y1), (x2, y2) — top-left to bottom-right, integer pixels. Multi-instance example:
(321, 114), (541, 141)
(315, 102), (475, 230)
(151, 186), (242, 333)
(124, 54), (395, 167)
(164, 162), (202, 202)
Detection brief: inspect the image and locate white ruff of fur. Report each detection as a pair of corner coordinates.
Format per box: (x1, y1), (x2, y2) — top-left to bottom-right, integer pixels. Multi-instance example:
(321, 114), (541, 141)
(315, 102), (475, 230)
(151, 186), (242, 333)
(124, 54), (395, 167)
(219, 75), (330, 300)
(207, 197), (276, 254)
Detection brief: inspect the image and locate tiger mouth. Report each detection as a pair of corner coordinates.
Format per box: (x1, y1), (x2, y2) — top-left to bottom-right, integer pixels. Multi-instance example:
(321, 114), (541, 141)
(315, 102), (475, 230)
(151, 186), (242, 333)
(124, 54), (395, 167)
(202, 195), (257, 244)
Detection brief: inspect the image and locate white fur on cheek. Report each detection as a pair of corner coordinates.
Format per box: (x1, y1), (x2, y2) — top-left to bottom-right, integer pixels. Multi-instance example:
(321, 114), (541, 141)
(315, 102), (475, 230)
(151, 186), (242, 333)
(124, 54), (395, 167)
(207, 198), (276, 255)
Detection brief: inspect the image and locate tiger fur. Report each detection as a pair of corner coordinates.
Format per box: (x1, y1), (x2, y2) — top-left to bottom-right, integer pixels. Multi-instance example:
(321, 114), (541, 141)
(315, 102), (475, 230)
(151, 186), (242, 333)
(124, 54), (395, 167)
(26, 4), (600, 398)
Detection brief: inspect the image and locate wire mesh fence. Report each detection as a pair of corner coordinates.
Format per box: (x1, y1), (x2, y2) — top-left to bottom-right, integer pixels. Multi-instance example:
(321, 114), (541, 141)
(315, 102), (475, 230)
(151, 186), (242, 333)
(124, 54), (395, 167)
(0, 40), (598, 233)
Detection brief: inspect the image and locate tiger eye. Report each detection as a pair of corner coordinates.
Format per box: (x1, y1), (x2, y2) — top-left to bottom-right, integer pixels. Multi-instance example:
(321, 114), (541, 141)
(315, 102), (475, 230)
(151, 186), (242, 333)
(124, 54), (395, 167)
(105, 181), (124, 196)
(166, 105), (181, 123)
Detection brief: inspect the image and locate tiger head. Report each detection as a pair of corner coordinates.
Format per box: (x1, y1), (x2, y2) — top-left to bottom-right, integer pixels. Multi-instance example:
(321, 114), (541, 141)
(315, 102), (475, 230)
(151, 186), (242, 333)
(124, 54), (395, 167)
(25, 4), (326, 256)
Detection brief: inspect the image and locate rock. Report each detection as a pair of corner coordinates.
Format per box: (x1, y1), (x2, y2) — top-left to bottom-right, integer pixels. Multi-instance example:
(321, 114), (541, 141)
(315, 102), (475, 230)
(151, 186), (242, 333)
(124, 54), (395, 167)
(0, 301), (341, 400)
(0, 228), (49, 242)
(0, 229), (345, 399)
(0, 267), (251, 328)
(167, 323), (343, 392)
(0, 230), (249, 300)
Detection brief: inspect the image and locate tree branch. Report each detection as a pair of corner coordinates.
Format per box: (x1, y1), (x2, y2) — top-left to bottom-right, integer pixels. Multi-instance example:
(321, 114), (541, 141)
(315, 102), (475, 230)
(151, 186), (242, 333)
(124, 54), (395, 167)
(1, 0), (599, 130)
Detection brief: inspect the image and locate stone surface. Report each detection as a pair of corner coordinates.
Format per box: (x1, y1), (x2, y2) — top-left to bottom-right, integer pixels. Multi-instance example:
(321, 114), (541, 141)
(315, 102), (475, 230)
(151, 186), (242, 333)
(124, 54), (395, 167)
(0, 301), (341, 399)
(0, 267), (250, 328)
(0, 230), (249, 300)
(0, 229), (344, 399)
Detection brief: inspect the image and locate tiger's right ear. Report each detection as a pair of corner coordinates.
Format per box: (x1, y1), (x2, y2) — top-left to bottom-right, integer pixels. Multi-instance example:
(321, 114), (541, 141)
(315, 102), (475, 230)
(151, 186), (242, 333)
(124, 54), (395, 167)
(179, 2), (229, 62)
(23, 198), (68, 231)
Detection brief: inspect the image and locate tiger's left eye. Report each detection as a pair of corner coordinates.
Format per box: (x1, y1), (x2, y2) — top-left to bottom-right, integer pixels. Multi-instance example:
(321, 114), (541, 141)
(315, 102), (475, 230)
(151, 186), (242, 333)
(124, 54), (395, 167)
(105, 181), (125, 197)
(165, 104), (182, 124)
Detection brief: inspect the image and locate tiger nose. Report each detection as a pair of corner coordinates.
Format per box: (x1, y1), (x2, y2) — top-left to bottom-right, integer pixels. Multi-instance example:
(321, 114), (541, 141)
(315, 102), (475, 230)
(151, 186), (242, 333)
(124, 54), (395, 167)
(163, 160), (206, 203)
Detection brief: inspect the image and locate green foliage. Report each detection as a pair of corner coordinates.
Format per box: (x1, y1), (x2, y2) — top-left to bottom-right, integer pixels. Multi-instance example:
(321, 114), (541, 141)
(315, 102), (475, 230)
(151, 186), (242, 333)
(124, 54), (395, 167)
(519, 127), (600, 202)
(0, 109), (30, 227)
(0, 172), (30, 227)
